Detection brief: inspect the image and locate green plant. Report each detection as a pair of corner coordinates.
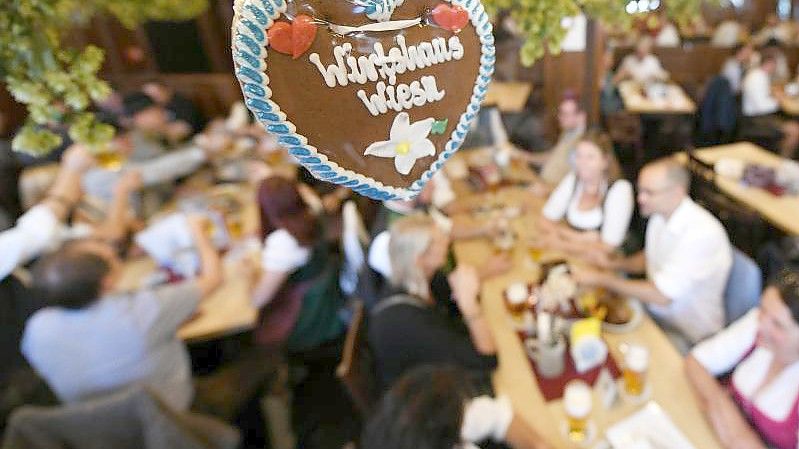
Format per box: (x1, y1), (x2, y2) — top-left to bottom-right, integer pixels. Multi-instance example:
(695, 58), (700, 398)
(482, 0), (709, 66)
(1, 0), (208, 156)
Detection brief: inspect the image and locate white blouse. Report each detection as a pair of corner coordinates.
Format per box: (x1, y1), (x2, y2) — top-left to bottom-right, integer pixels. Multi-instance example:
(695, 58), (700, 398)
(692, 309), (799, 427)
(261, 229), (311, 273)
(460, 395), (514, 447)
(542, 173), (634, 247)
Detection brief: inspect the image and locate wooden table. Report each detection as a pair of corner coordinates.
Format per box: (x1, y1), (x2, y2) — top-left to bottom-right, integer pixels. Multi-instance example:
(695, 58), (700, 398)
(685, 142), (799, 236)
(483, 82), (533, 113)
(117, 183), (260, 342)
(781, 95), (799, 116)
(618, 81), (697, 115)
(449, 168), (722, 449)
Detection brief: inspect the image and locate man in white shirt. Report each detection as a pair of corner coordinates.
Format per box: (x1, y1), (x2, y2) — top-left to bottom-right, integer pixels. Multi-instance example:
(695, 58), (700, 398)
(742, 53), (799, 157)
(572, 158), (732, 350)
(721, 43), (754, 93)
(614, 37), (669, 84)
(0, 144), (94, 281)
(22, 216), (222, 411)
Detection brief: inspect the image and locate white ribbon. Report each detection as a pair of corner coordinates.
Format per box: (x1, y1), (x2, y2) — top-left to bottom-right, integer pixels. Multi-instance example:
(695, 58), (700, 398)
(328, 17), (422, 35)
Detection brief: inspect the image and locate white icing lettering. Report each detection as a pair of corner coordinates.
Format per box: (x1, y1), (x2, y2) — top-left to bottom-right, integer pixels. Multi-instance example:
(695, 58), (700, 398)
(311, 35), (464, 115)
(449, 36), (464, 60)
(357, 75), (445, 115)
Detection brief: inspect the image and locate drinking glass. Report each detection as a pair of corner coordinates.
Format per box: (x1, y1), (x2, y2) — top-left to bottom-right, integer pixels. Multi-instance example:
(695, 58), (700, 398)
(563, 380), (593, 443)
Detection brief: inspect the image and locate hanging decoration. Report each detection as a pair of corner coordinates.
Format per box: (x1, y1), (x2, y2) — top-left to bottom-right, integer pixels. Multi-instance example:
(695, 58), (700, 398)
(232, 0), (495, 200)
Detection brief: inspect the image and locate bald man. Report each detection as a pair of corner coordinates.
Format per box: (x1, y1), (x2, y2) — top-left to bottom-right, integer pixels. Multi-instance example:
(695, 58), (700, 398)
(572, 158), (732, 350)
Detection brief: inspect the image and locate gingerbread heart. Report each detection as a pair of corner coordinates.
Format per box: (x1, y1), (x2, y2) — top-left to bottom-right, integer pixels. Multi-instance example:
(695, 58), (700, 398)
(266, 15), (317, 59)
(431, 4), (469, 33)
(232, 0), (495, 200)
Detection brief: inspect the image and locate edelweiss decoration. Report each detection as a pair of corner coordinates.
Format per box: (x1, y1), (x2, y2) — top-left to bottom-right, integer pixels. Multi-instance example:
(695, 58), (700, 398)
(232, 0), (495, 200)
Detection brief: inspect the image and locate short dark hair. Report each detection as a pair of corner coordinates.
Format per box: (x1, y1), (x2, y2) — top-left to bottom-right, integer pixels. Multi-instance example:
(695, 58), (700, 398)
(361, 365), (475, 449)
(771, 267), (799, 324)
(31, 241), (110, 310)
(122, 92), (157, 117)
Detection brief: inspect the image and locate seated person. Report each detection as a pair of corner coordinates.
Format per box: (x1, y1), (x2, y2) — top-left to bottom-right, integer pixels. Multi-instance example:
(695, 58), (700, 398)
(361, 365), (553, 449)
(22, 216), (222, 411)
(686, 268), (799, 449)
(655, 17), (681, 48)
(142, 81), (205, 136)
(721, 42), (755, 94)
(513, 95), (586, 186)
(742, 53), (799, 158)
(614, 36), (669, 84)
(250, 176), (345, 352)
(571, 158), (732, 349)
(368, 214), (498, 389)
(536, 130), (634, 261)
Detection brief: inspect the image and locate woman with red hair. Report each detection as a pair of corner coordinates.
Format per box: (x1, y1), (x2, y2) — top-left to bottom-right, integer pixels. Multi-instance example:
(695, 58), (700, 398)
(251, 176), (344, 352)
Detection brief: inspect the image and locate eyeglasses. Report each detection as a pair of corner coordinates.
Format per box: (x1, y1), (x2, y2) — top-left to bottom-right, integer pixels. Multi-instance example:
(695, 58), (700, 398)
(636, 184), (676, 197)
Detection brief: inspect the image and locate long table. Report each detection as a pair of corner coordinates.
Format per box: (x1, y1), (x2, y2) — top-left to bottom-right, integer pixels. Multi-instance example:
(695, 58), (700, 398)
(686, 142), (799, 236)
(448, 155), (722, 449)
(116, 183), (260, 342)
(618, 81), (696, 115)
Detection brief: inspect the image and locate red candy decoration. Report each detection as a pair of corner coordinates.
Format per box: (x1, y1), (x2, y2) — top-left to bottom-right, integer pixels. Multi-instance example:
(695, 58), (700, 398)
(266, 14), (317, 59)
(431, 4), (469, 33)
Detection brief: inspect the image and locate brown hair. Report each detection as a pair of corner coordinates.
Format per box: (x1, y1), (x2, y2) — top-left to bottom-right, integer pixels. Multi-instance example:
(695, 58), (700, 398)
(578, 128), (622, 183)
(31, 241), (110, 310)
(257, 177), (315, 247)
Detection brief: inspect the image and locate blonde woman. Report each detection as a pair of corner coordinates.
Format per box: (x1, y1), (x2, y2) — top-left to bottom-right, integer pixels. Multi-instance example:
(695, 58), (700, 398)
(535, 130), (634, 262)
(368, 214), (497, 389)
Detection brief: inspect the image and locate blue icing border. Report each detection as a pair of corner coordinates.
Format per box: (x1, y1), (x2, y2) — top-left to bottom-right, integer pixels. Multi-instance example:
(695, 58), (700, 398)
(231, 0), (495, 201)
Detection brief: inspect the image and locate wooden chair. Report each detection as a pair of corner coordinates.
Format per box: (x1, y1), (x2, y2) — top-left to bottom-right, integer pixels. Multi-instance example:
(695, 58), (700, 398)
(335, 300), (378, 416)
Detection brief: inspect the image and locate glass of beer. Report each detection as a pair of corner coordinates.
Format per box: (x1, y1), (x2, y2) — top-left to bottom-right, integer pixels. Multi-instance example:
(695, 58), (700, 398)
(226, 215), (244, 239)
(93, 143), (126, 171)
(504, 282), (529, 321)
(622, 344), (649, 397)
(563, 380), (592, 443)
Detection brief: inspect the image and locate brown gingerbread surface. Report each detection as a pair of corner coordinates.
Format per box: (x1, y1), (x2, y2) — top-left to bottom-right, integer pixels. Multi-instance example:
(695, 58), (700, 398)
(264, 0), (481, 189)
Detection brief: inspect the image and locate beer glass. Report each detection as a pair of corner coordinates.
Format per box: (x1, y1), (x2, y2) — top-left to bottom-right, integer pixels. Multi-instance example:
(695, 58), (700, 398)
(563, 380), (592, 443)
(622, 344), (649, 397)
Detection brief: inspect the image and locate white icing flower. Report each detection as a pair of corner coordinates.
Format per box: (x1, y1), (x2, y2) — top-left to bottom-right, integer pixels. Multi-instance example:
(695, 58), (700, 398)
(364, 112), (436, 175)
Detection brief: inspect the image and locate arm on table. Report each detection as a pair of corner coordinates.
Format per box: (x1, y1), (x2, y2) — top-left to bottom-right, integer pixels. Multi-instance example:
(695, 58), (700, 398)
(187, 216), (223, 297)
(684, 356), (767, 449)
(571, 265), (671, 306)
(251, 269), (290, 309)
(449, 264), (497, 355)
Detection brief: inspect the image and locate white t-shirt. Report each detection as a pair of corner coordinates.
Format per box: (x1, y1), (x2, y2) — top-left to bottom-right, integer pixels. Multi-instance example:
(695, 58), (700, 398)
(742, 67), (779, 117)
(542, 173), (634, 247)
(656, 24), (681, 48)
(721, 58), (744, 93)
(22, 282), (201, 411)
(261, 229), (311, 273)
(692, 309), (799, 433)
(712, 21), (742, 47)
(0, 205), (61, 281)
(460, 395), (514, 447)
(645, 198), (732, 343)
(619, 54), (668, 83)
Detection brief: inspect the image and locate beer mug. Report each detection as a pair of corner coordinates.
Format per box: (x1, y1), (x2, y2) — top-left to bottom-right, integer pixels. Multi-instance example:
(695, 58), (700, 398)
(504, 282), (529, 320)
(563, 380), (592, 443)
(622, 344), (649, 397)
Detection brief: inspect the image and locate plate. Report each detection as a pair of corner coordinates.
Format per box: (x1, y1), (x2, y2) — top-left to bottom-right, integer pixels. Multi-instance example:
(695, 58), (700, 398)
(601, 299), (644, 334)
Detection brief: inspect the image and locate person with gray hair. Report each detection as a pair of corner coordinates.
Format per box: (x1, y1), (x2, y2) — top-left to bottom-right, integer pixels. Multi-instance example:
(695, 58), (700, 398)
(368, 214), (498, 389)
(571, 157), (733, 351)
